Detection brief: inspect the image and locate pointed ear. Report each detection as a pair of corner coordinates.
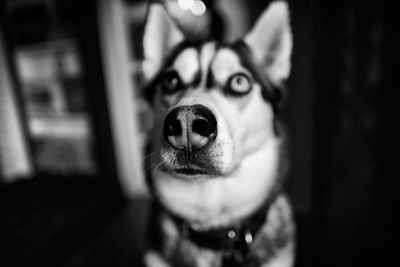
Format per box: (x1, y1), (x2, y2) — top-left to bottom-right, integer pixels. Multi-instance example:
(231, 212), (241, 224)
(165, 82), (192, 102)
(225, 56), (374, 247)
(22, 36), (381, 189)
(244, 1), (292, 86)
(142, 4), (185, 81)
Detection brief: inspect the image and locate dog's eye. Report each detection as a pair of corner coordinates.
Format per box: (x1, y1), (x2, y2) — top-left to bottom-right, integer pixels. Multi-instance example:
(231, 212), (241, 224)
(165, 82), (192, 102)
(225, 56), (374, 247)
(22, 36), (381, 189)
(161, 70), (182, 94)
(226, 73), (252, 95)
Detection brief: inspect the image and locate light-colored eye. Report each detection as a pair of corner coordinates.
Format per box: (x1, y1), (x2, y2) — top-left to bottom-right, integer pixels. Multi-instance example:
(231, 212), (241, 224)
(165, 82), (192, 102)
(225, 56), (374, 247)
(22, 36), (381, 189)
(161, 70), (182, 94)
(227, 73), (252, 95)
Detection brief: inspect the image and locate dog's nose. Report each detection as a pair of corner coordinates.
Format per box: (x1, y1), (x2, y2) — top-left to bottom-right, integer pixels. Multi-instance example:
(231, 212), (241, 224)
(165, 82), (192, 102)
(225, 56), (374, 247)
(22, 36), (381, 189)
(163, 105), (217, 151)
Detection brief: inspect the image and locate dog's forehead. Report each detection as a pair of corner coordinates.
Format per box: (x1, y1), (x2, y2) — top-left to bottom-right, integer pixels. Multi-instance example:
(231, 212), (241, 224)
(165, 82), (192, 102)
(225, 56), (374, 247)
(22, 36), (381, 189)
(171, 42), (243, 83)
(211, 48), (245, 83)
(172, 48), (199, 83)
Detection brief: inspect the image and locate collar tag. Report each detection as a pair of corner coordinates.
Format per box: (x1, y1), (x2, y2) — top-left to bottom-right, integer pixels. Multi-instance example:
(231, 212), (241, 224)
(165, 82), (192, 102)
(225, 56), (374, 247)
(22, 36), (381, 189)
(221, 227), (254, 267)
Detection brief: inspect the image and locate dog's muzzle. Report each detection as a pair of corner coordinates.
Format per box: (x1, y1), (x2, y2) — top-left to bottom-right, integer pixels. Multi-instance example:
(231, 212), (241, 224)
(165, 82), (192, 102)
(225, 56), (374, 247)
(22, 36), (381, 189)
(163, 104), (217, 152)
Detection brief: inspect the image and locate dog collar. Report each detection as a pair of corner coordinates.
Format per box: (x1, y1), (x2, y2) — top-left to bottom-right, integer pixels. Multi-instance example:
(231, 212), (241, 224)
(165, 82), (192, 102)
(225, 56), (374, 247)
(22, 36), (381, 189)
(169, 201), (271, 267)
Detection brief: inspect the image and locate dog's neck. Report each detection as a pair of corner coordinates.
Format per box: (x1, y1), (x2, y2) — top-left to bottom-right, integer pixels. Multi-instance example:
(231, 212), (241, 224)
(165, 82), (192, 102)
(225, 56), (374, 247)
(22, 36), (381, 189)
(166, 187), (276, 239)
(160, 191), (278, 267)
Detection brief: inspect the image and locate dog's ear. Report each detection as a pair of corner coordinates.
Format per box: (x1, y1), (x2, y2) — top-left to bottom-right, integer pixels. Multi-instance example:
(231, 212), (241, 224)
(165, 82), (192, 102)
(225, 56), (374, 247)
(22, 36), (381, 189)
(244, 1), (292, 86)
(142, 4), (185, 81)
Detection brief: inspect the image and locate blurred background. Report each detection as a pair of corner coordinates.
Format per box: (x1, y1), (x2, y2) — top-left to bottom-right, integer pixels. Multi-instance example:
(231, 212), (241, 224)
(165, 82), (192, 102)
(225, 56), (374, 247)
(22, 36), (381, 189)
(0, 0), (397, 266)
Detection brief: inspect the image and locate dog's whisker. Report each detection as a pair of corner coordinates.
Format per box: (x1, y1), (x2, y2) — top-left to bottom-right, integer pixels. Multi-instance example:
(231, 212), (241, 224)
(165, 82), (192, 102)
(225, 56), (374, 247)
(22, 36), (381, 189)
(140, 152), (157, 166)
(145, 159), (159, 173)
(152, 161), (164, 177)
(144, 155), (163, 172)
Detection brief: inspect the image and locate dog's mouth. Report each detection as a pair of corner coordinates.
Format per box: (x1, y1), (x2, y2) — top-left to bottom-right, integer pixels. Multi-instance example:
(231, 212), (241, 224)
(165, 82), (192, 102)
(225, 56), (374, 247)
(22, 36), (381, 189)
(159, 160), (219, 178)
(157, 144), (223, 178)
(174, 166), (210, 176)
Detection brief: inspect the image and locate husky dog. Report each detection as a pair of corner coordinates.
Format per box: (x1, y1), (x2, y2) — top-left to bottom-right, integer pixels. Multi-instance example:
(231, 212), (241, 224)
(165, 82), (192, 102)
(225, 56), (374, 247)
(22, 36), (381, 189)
(142, 1), (295, 266)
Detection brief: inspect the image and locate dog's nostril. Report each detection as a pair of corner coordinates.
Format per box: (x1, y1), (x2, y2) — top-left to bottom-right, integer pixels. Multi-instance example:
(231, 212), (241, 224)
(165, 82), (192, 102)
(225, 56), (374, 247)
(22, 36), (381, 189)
(165, 119), (182, 136)
(163, 107), (182, 142)
(192, 118), (216, 138)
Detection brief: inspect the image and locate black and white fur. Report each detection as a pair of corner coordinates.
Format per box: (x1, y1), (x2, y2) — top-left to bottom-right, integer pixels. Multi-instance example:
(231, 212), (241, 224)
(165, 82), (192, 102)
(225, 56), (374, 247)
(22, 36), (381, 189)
(142, 1), (295, 266)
